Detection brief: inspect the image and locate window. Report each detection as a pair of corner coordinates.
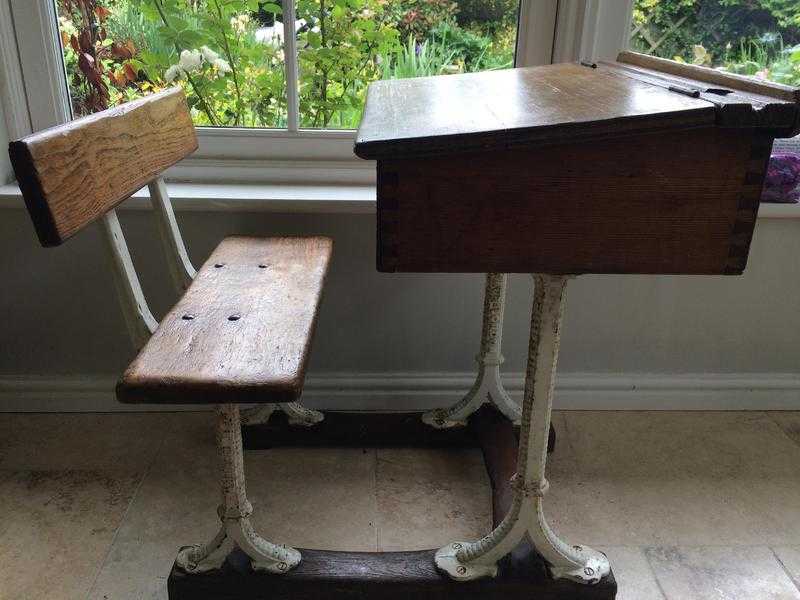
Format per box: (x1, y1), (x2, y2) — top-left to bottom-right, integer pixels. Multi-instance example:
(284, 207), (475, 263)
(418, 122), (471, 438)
(630, 0), (800, 88)
(0, 0), (557, 183)
(54, 0), (523, 130)
(627, 0), (800, 155)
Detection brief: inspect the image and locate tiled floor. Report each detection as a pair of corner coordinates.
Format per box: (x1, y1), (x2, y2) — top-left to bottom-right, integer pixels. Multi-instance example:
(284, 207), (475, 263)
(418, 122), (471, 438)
(0, 411), (799, 600)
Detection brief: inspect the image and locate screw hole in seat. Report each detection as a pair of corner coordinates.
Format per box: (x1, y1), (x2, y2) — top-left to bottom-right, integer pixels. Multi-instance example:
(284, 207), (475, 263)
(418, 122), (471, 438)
(214, 263), (225, 268)
(228, 314), (241, 321)
(182, 314), (195, 321)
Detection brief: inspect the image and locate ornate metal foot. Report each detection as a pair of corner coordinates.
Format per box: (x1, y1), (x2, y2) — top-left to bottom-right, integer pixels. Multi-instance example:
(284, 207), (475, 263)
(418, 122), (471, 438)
(423, 273), (520, 429)
(434, 275), (610, 584)
(176, 404), (301, 574)
(242, 401), (324, 427)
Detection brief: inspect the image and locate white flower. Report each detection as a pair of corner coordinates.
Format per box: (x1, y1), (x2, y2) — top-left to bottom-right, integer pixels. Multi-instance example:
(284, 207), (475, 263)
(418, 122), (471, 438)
(230, 14), (250, 34)
(214, 58), (232, 74)
(179, 49), (203, 72)
(255, 20), (307, 47)
(255, 24), (283, 46)
(165, 64), (184, 82)
(200, 46), (220, 63)
(58, 16), (77, 37)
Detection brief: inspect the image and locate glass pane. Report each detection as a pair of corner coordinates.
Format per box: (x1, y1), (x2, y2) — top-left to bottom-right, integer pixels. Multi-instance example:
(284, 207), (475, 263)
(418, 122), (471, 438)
(630, 1), (800, 87)
(55, 0), (287, 127)
(297, 0), (520, 129)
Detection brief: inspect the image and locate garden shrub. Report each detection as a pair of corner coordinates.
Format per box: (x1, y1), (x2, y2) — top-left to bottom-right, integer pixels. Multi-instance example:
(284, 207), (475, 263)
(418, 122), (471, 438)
(454, 0), (517, 32)
(385, 0), (459, 42)
(633, 0), (800, 85)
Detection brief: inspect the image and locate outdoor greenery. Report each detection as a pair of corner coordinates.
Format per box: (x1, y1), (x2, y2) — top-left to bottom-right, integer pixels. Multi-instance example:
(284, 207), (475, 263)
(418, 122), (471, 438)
(632, 0), (800, 86)
(57, 0), (517, 128)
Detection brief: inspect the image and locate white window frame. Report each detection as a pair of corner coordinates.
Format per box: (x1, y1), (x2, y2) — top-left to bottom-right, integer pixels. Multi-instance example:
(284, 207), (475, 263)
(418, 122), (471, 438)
(2, 0), (568, 185)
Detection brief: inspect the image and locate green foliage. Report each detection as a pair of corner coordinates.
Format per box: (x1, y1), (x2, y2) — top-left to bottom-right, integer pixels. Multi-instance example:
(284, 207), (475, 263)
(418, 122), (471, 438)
(429, 20), (514, 71)
(633, 0), (800, 60)
(380, 34), (460, 79)
(633, 0), (800, 86)
(455, 0), (517, 33)
(385, 0), (459, 42)
(297, 0), (400, 128)
(57, 0), (518, 129)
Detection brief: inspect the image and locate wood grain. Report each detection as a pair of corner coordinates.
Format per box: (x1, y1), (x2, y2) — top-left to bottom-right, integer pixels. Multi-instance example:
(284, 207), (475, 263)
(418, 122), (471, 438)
(168, 547), (616, 599)
(242, 411), (477, 449)
(242, 410), (555, 453)
(617, 50), (800, 103)
(605, 59), (800, 135)
(116, 236), (333, 404)
(9, 87), (197, 246)
(354, 62), (716, 160)
(376, 127), (759, 274)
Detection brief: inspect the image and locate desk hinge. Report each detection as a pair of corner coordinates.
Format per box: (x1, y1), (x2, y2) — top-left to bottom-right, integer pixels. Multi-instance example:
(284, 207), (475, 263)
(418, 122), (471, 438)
(668, 84), (701, 98)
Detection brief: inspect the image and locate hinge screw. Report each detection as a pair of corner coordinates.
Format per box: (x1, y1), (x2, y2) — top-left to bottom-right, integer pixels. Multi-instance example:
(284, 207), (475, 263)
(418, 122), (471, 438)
(584, 567), (595, 577)
(452, 543), (462, 550)
(456, 566), (467, 575)
(278, 562), (288, 571)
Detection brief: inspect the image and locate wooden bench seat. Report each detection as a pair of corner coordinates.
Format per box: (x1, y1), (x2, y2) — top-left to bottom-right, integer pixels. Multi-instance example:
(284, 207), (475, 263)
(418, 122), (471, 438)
(116, 235), (333, 405)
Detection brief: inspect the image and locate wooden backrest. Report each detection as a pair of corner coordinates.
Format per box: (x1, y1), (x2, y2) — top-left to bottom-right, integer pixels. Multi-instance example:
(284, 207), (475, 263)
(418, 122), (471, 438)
(9, 87), (198, 246)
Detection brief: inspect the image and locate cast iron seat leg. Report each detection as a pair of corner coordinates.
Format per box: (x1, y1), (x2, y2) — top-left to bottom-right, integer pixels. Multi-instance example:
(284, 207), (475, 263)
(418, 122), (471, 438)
(242, 402), (324, 427)
(176, 404), (301, 574)
(423, 273), (520, 428)
(435, 275), (609, 584)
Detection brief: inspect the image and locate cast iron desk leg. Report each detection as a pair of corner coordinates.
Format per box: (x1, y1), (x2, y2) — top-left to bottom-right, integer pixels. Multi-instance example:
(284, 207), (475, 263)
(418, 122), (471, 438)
(435, 275), (609, 584)
(423, 273), (520, 428)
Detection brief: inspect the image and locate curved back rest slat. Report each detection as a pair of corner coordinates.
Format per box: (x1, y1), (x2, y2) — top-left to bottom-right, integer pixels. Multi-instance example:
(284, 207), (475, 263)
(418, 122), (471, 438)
(9, 87), (198, 247)
(101, 209), (159, 349)
(148, 178), (197, 292)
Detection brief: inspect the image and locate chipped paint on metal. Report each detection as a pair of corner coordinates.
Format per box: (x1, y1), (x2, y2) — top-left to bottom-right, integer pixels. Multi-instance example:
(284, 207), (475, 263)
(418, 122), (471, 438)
(422, 273), (521, 428)
(434, 275), (610, 585)
(241, 402), (324, 427)
(176, 404), (301, 574)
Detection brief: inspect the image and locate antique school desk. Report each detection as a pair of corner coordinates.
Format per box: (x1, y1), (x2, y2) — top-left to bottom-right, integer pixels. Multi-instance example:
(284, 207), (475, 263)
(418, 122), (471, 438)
(168, 51), (800, 599)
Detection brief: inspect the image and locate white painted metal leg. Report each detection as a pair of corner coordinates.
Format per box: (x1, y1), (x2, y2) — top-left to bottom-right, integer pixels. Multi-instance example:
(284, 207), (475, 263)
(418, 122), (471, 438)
(241, 401), (324, 427)
(423, 273), (520, 428)
(434, 275), (610, 585)
(176, 404), (301, 574)
(148, 178), (196, 294)
(100, 210), (158, 350)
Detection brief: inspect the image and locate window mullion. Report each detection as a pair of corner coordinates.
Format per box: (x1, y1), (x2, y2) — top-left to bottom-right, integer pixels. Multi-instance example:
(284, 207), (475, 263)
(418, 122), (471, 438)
(283, 0), (300, 132)
(11, 0), (71, 129)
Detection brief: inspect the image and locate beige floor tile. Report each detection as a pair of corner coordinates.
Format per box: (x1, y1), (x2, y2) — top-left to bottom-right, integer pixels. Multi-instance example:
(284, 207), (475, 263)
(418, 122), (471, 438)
(0, 468), (141, 600)
(769, 412), (800, 448)
(375, 447), (491, 551)
(88, 413), (377, 600)
(646, 546), (800, 600)
(0, 413), (172, 470)
(548, 411), (800, 546)
(773, 547), (800, 590)
(600, 547), (665, 600)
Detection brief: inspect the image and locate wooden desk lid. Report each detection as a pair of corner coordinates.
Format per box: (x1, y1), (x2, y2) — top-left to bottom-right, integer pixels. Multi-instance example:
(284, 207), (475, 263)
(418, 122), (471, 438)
(355, 53), (800, 160)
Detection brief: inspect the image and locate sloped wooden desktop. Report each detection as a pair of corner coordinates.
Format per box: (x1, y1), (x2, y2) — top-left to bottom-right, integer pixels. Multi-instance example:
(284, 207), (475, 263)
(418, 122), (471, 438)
(169, 53), (799, 599)
(358, 52), (799, 275)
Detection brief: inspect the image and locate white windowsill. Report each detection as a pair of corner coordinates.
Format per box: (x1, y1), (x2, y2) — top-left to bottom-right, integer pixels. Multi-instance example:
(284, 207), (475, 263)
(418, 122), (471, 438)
(0, 181), (376, 213)
(0, 181), (799, 218)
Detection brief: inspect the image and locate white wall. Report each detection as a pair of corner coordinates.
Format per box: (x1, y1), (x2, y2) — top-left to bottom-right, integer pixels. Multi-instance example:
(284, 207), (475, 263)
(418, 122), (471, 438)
(0, 101), (12, 184)
(0, 203), (798, 411)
